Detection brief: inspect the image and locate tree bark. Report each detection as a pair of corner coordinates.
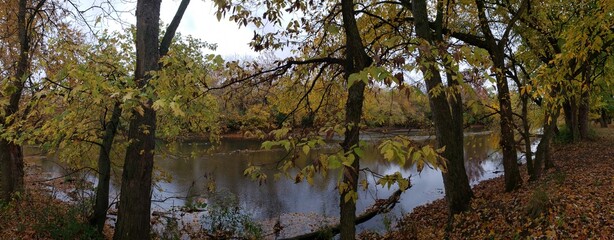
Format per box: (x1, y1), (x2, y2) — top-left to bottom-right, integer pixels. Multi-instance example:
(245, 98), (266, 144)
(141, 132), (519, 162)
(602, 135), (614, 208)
(410, 0), (473, 216)
(563, 98), (580, 142)
(493, 51), (522, 192)
(534, 107), (560, 178)
(600, 108), (609, 127)
(0, 141), (24, 202)
(339, 0), (371, 239)
(578, 91), (590, 139)
(0, 0), (33, 202)
(90, 102), (122, 233)
(475, 0), (523, 191)
(521, 95), (534, 180)
(281, 187), (406, 240)
(114, 0), (189, 238)
(114, 0), (161, 239)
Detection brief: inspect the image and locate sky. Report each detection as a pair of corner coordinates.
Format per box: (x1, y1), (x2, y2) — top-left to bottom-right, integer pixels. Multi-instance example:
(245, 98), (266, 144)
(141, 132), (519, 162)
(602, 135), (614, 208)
(81, 0), (261, 59)
(159, 0), (258, 58)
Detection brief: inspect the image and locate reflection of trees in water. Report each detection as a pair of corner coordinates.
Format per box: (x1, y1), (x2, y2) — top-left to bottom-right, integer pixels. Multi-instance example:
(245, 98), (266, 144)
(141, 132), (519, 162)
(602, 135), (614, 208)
(463, 134), (500, 182)
(144, 134), (502, 221)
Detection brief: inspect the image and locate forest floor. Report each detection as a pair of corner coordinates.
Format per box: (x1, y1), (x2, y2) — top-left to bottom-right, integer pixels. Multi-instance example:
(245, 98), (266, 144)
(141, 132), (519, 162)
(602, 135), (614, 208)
(372, 127), (614, 239)
(0, 156), (106, 239)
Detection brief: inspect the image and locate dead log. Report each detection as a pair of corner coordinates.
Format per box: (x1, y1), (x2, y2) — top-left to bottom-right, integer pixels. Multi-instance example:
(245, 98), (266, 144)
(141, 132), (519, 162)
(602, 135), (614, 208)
(280, 186), (407, 240)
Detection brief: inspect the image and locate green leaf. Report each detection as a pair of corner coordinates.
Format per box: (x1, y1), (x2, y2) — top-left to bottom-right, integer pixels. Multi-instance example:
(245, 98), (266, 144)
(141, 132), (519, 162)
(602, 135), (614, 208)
(280, 140), (291, 151)
(348, 73), (361, 87)
(302, 145), (310, 155)
(354, 147), (364, 158)
(342, 154), (355, 167)
(262, 141), (273, 150)
(328, 155), (341, 169)
(412, 151), (421, 163)
(383, 148), (394, 161)
(325, 24), (340, 35)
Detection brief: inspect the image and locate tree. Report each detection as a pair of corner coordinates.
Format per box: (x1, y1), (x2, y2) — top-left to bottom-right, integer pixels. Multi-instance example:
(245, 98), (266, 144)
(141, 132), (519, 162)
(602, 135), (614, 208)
(114, 0), (190, 238)
(520, 0), (614, 142)
(0, 0), (46, 202)
(337, 1), (373, 238)
(403, 0), (473, 215)
(437, 0), (527, 191)
(33, 29), (133, 233)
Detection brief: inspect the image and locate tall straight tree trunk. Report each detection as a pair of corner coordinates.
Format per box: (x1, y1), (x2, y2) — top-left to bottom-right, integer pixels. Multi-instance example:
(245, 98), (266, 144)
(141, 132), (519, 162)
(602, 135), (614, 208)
(600, 108), (609, 127)
(543, 108), (560, 171)
(535, 107), (559, 176)
(578, 91), (590, 139)
(90, 102), (122, 233)
(410, 0), (472, 216)
(563, 97), (580, 142)
(114, 0), (189, 238)
(0, 0), (33, 202)
(521, 95), (534, 180)
(339, 0), (371, 239)
(475, 0), (524, 191)
(114, 0), (161, 238)
(493, 57), (522, 191)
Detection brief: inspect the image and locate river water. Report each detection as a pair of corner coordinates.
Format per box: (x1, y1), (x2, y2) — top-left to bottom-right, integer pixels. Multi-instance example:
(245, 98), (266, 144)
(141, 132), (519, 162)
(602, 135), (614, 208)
(29, 130), (509, 237)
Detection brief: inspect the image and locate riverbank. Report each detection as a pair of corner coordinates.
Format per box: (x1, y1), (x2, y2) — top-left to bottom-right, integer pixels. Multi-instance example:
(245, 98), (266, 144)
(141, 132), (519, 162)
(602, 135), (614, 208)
(376, 128), (614, 239)
(2, 128), (611, 239)
(0, 157), (106, 239)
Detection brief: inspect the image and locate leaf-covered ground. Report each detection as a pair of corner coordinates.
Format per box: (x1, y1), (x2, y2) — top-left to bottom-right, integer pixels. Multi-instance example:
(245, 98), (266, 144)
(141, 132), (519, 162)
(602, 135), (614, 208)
(0, 160), (105, 240)
(373, 128), (614, 239)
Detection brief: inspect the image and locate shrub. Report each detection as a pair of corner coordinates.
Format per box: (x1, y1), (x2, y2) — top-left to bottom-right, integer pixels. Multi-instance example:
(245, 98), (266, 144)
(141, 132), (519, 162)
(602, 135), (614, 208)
(525, 188), (550, 219)
(201, 190), (262, 239)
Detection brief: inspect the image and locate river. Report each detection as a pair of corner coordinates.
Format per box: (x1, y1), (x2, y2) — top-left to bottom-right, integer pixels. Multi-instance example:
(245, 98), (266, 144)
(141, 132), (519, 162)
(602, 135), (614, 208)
(28, 130), (512, 238)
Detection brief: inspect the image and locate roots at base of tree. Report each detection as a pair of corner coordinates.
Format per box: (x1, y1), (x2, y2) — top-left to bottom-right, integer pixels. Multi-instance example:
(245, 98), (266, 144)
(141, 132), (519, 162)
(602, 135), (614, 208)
(280, 187), (406, 240)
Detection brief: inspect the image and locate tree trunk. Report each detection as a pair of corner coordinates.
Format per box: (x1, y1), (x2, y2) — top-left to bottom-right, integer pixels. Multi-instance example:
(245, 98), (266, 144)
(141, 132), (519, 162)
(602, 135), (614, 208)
(282, 187), (406, 240)
(521, 95), (534, 180)
(543, 110), (560, 170)
(563, 98), (580, 142)
(339, 0), (371, 239)
(474, 0), (523, 191)
(600, 108), (609, 128)
(0, 0), (31, 202)
(578, 91), (590, 139)
(533, 113), (549, 180)
(410, 0), (472, 216)
(494, 56), (522, 191)
(90, 102), (122, 233)
(0, 141), (24, 202)
(534, 107), (559, 178)
(114, 0), (161, 239)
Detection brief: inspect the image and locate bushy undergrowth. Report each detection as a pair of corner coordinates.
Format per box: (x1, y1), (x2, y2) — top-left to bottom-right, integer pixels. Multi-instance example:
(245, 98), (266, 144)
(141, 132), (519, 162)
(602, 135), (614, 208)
(202, 190), (263, 239)
(0, 191), (101, 240)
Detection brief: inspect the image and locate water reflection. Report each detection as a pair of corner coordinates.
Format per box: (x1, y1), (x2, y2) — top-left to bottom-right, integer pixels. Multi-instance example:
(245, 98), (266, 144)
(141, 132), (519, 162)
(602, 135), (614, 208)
(153, 132), (505, 228)
(32, 131), (507, 234)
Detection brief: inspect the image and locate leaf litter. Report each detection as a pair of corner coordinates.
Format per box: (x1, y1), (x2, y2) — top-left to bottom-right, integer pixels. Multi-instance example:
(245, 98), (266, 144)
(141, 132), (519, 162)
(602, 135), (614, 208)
(368, 128), (614, 239)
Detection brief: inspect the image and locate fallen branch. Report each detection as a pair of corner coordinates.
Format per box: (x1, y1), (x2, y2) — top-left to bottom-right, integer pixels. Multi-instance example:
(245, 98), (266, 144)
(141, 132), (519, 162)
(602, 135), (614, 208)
(280, 185), (408, 240)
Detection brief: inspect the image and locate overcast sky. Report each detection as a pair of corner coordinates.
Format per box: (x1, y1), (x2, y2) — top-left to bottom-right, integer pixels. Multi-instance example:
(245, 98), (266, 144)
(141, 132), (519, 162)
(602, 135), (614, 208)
(159, 0), (258, 58)
(85, 0), (260, 58)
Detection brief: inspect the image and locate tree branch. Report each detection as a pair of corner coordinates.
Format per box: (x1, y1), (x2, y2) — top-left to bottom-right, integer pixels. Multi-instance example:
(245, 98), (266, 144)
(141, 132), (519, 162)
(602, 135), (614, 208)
(280, 184), (409, 240)
(160, 0), (190, 57)
(204, 57), (344, 92)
